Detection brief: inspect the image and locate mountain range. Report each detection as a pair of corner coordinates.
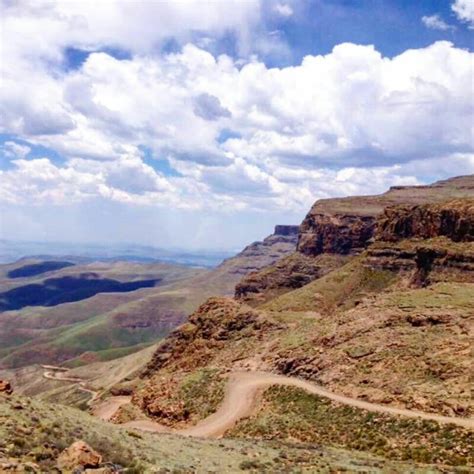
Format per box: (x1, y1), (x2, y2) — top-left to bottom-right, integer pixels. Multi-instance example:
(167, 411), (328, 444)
(1, 175), (473, 472)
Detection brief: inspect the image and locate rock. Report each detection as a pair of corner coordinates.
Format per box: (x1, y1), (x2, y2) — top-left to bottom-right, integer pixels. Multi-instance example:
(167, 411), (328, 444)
(298, 213), (377, 256)
(376, 199), (474, 243)
(235, 252), (347, 305)
(141, 297), (275, 378)
(0, 458), (40, 472)
(0, 380), (13, 395)
(274, 225), (300, 237)
(57, 441), (102, 471)
(297, 177), (474, 257)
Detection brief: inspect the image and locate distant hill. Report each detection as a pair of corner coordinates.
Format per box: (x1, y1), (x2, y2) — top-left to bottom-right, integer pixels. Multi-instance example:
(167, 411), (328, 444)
(0, 240), (235, 268)
(0, 225), (299, 368)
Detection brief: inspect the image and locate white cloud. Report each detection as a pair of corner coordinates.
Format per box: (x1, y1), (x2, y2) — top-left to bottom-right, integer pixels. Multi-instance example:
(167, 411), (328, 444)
(1, 141), (31, 160)
(452, 0), (474, 27)
(274, 3), (293, 17)
(0, 1), (472, 220)
(422, 15), (455, 31)
(0, 0), (262, 60)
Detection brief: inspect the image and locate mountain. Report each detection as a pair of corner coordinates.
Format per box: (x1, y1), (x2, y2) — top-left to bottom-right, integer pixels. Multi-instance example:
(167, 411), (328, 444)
(128, 175), (474, 468)
(1, 176), (473, 471)
(0, 240), (235, 267)
(0, 225), (298, 368)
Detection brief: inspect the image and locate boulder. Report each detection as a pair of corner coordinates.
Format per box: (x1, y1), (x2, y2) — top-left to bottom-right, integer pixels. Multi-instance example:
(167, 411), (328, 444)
(0, 380), (13, 395)
(57, 441), (102, 471)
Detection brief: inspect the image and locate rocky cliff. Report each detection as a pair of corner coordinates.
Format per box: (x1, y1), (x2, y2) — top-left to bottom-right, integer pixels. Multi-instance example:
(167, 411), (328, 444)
(376, 199), (473, 243)
(297, 175), (474, 256)
(129, 177), (474, 432)
(235, 252), (348, 305)
(215, 224), (299, 278)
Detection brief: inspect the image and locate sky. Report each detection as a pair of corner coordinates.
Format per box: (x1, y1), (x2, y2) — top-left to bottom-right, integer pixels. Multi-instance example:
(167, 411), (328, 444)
(0, 0), (473, 250)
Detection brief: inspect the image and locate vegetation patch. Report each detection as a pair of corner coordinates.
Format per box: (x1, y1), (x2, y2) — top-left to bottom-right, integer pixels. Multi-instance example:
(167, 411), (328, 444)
(178, 368), (226, 420)
(264, 257), (397, 314)
(229, 386), (474, 467)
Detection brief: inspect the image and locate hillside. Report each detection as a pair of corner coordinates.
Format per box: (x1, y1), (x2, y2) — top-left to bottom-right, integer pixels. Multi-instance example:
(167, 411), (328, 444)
(118, 178), (473, 469)
(1, 392), (452, 473)
(0, 225), (298, 369)
(2, 176), (473, 471)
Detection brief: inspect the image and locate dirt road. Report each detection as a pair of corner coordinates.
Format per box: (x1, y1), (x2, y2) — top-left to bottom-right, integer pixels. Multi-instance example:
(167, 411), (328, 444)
(41, 365), (99, 406)
(105, 371), (474, 437)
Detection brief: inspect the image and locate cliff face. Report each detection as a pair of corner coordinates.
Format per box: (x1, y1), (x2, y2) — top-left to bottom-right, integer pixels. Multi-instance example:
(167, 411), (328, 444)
(367, 199), (474, 287)
(235, 252), (349, 305)
(376, 200), (474, 243)
(215, 225), (299, 278)
(297, 175), (474, 257)
(298, 214), (376, 255)
(234, 177), (474, 305)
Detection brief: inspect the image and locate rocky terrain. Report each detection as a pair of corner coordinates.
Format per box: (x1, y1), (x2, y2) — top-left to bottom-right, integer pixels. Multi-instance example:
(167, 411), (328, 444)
(298, 175), (474, 255)
(1, 175), (473, 471)
(1, 391), (448, 473)
(118, 176), (474, 469)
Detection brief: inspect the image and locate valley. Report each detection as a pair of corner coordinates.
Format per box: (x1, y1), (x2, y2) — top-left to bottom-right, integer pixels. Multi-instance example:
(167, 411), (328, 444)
(1, 175), (473, 472)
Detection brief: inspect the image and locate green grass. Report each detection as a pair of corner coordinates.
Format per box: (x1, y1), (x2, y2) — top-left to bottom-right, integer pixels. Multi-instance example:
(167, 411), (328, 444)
(179, 368), (226, 420)
(0, 394), (442, 473)
(384, 282), (474, 312)
(264, 256), (397, 314)
(229, 386), (474, 467)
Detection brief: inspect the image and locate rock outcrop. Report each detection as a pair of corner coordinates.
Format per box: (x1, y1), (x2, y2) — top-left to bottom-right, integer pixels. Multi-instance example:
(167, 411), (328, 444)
(57, 441), (102, 471)
(376, 199), (474, 243)
(235, 252), (348, 305)
(0, 380), (13, 395)
(365, 199), (474, 286)
(298, 213), (376, 255)
(142, 297), (274, 377)
(297, 175), (474, 257)
(218, 225), (300, 277)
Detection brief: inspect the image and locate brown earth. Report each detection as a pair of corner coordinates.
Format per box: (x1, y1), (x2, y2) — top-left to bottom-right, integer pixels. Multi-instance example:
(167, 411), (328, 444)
(134, 190), (474, 426)
(376, 199), (474, 243)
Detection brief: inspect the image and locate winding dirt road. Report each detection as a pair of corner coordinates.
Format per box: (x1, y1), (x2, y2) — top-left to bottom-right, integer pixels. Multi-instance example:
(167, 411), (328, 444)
(41, 365), (99, 406)
(96, 371), (474, 438)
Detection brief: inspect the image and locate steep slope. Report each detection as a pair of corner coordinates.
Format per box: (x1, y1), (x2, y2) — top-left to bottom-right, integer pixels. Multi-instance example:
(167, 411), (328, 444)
(233, 176), (474, 305)
(122, 193), (473, 470)
(298, 175), (474, 255)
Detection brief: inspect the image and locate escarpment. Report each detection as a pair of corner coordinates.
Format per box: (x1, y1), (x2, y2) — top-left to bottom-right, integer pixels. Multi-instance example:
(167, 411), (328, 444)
(376, 199), (474, 243)
(297, 175), (474, 257)
(134, 176), (474, 425)
(367, 200), (474, 286)
(235, 252), (349, 305)
(236, 178), (474, 304)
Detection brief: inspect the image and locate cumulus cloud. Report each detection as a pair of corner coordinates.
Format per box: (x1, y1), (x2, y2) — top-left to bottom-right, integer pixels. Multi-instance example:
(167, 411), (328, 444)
(422, 15), (455, 31)
(0, 2), (472, 219)
(452, 0), (474, 27)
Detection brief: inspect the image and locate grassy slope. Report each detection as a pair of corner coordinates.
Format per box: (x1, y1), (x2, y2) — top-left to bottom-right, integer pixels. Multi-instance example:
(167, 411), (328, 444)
(229, 386), (474, 467)
(0, 261), (208, 368)
(0, 344), (158, 409)
(136, 236), (473, 444)
(0, 393), (456, 473)
(0, 232), (296, 368)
